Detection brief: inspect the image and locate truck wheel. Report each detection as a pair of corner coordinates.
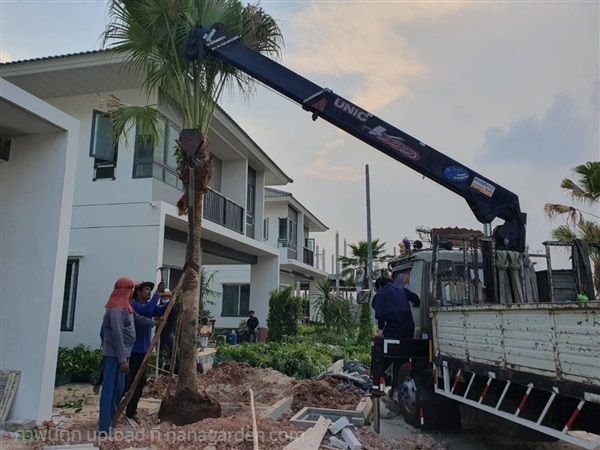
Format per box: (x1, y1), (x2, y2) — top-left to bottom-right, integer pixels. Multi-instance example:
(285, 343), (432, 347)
(396, 362), (423, 426)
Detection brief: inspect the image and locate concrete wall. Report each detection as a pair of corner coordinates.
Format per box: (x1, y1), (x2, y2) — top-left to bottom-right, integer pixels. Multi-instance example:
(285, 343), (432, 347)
(0, 80), (79, 423)
(264, 203), (288, 249)
(221, 159), (247, 215)
(204, 265), (252, 330)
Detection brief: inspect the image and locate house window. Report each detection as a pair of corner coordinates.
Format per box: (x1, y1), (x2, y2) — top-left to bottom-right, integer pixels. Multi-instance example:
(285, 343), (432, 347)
(61, 259), (79, 331)
(263, 218), (269, 241)
(278, 218), (297, 250)
(133, 117), (183, 190)
(90, 111), (117, 180)
(222, 284), (250, 316)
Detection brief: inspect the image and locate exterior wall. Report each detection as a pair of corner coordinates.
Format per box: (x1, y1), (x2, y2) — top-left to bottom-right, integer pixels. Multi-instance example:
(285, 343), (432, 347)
(204, 265), (252, 330)
(61, 203), (164, 348)
(47, 90), (157, 207)
(264, 203), (288, 249)
(221, 159), (247, 220)
(0, 80), (79, 423)
(250, 256), (279, 330)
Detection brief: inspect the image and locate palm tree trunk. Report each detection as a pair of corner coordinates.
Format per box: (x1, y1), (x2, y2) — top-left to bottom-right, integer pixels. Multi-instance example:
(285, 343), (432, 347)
(175, 135), (213, 394)
(177, 185), (203, 393)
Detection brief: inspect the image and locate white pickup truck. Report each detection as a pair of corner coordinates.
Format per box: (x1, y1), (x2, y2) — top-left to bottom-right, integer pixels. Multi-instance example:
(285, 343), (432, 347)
(373, 236), (600, 449)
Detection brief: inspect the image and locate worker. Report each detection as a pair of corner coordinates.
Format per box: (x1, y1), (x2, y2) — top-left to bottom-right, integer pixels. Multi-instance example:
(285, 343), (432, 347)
(245, 310), (260, 343)
(372, 276), (420, 339)
(125, 281), (166, 424)
(98, 277), (156, 435)
(158, 288), (177, 370)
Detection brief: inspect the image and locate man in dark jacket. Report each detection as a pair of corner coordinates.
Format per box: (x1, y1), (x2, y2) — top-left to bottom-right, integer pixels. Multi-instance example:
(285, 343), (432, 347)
(372, 276), (420, 339)
(125, 281), (166, 423)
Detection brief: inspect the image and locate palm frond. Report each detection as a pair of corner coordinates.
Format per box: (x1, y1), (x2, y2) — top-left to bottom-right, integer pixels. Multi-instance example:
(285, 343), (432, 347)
(103, 99), (164, 148)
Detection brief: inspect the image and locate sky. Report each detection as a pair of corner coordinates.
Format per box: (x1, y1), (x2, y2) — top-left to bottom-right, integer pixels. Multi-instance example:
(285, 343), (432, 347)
(1, 0), (599, 271)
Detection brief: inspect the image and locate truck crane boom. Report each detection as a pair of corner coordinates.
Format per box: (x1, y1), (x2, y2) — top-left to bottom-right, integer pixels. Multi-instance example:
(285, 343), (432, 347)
(186, 24), (526, 251)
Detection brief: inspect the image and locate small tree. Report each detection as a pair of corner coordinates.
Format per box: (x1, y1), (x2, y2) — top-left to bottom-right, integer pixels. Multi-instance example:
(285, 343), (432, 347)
(267, 287), (302, 342)
(199, 268), (219, 320)
(313, 278), (356, 334)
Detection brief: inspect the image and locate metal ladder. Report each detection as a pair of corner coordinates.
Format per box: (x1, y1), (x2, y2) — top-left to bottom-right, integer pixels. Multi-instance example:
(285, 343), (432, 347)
(434, 362), (600, 449)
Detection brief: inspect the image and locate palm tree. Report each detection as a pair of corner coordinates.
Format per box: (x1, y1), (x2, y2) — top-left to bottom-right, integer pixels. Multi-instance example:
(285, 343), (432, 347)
(338, 238), (389, 286)
(102, 0), (282, 401)
(545, 161), (600, 296)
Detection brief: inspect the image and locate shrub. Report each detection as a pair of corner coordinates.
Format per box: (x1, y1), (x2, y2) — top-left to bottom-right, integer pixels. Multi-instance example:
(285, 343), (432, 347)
(357, 303), (373, 343)
(56, 345), (102, 381)
(267, 287), (302, 342)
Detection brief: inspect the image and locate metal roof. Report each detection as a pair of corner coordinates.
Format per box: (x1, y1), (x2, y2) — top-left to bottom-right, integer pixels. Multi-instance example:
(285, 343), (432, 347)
(265, 187), (292, 198)
(0, 49), (107, 66)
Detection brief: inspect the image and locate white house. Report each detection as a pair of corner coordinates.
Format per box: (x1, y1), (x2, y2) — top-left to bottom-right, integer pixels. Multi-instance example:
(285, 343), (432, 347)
(0, 51), (293, 347)
(0, 79), (79, 423)
(205, 186), (329, 326)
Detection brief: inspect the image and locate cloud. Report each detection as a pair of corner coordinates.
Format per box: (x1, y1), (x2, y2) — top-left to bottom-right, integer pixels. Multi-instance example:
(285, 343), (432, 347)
(284, 2), (469, 111)
(303, 138), (362, 182)
(479, 93), (595, 167)
(0, 50), (14, 63)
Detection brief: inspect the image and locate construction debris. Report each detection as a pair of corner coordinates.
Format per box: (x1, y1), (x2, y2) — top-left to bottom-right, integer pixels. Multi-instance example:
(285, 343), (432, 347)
(5, 361), (451, 450)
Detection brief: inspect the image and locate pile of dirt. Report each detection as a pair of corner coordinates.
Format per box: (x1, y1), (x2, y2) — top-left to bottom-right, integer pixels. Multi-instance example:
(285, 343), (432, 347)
(145, 361), (296, 406)
(285, 379), (362, 413)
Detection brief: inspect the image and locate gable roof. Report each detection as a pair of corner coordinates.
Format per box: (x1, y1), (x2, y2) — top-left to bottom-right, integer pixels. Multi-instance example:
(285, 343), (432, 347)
(264, 187), (328, 232)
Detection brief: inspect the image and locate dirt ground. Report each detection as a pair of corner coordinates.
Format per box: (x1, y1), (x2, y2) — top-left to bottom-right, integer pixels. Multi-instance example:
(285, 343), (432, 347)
(2, 361), (443, 450)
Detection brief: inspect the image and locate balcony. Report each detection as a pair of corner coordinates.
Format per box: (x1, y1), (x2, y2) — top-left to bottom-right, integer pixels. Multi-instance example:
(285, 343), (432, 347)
(203, 187), (244, 233)
(303, 247), (314, 267)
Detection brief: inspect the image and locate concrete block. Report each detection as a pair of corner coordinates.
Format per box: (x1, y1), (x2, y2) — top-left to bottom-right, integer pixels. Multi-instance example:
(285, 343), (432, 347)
(328, 359), (345, 372)
(290, 407), (364, 429)
(340, 428), (361, 450)
(1, 419), (35, 432)
(329, 435), (349, 449)
(329, 416), (350, 435)
(263, 396), (293, 420)
(355, 397), (373, 421)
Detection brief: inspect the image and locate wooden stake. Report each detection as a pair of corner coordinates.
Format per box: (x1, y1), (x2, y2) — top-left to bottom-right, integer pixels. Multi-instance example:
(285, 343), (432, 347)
(250, 389), (260, 450)
(111, 275), (186, 427)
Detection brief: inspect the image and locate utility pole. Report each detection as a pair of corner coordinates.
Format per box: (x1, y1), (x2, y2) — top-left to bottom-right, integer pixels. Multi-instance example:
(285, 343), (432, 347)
(366, 165), (373, 286)
(335, 231), (340, 294)
(344, 238), (347, 257)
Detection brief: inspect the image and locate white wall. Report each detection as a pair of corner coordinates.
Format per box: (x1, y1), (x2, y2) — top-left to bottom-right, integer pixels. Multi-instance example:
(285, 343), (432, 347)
(0, 81), (79, 423)
(264, 203), (288, 249)
(221, 159), (247, 213)
(250, 255), (279, 331)
(60, 203), (164, 348)
(204, 265), (251, 330)
(48, 90), (156, 207)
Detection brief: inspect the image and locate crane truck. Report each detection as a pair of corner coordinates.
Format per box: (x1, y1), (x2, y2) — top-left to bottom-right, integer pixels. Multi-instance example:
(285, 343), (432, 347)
(185, 24), (600, 448)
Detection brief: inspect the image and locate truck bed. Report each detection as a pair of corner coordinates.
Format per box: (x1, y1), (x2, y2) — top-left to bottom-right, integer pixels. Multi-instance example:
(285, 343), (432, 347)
(430, 302), (600, 388)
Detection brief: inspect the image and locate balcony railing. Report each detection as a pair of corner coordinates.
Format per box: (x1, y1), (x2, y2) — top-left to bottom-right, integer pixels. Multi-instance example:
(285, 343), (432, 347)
(303, 247), (314, 266)
(203, 187), (243, 233)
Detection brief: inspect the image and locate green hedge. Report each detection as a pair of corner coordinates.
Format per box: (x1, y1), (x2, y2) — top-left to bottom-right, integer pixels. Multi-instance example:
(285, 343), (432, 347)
(56, 344), (102, 382)
(215, 325), (372, 379)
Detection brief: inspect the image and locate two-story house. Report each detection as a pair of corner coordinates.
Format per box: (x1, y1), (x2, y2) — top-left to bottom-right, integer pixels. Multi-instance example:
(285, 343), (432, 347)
(0, 51), (293, 348)
(205, 186), (329, 327)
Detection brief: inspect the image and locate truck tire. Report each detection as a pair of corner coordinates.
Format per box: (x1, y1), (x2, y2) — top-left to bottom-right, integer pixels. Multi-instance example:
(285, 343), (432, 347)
(397, 362), (426, 426)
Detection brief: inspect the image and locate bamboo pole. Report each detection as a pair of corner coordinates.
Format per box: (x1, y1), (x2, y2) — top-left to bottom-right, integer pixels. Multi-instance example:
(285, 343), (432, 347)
(111, 275), (186, 427)
(250, 388), (260, 450)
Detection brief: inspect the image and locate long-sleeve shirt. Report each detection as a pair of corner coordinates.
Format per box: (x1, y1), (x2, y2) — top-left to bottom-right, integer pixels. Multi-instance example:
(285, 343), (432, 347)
(372, 284), (420, 339)
(131, 294), (166, 354)
(101, 308), (155, 363)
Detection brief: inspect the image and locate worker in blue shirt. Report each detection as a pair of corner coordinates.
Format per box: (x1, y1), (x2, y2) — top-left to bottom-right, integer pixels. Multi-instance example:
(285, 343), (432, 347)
(372, 276), (420, 339)
(125, 281), (166, 423)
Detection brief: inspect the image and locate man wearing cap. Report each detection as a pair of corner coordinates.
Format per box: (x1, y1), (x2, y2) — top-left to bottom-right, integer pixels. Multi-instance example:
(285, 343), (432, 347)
(125, 281), (167, 423)
(98, 277), (157, 434)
